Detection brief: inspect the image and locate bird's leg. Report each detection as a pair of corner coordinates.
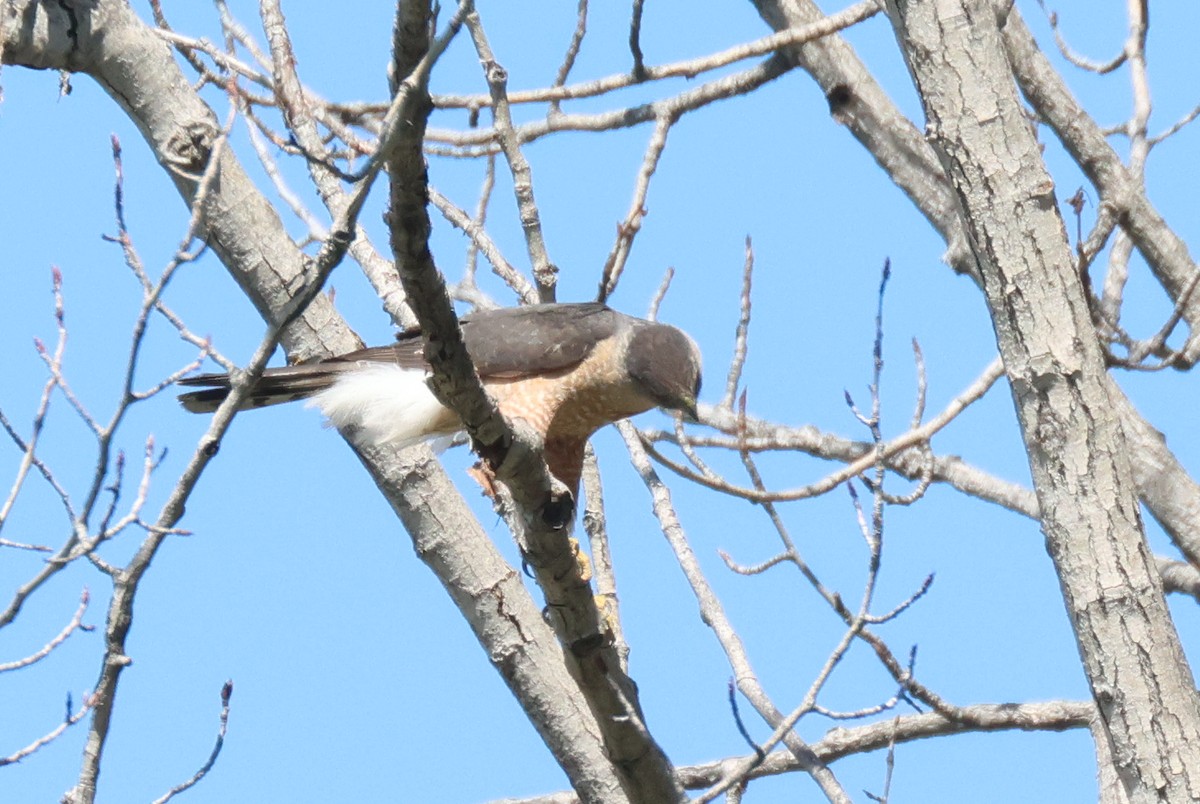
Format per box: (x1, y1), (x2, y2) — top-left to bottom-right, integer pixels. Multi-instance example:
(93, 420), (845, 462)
(468, 448), (575, 528)
(481, 418), (576, 529)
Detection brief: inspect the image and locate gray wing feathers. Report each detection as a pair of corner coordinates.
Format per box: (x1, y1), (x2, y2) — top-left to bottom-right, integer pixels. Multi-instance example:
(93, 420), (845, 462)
(460, 302), (620, 376)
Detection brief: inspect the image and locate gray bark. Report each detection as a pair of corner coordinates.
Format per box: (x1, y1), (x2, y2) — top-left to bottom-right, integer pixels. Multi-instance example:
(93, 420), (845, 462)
(883, 0), (1200, 800)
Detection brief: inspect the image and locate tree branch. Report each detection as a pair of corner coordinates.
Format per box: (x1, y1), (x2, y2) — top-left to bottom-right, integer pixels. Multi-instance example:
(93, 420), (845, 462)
(384, 4), (681, 801)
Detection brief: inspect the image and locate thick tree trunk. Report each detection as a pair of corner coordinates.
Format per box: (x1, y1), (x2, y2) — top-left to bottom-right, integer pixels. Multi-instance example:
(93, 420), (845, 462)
(883, 1), (1200, 800)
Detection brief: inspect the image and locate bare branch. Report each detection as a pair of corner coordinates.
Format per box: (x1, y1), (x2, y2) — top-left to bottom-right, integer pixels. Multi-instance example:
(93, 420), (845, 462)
(646, 266), (674, 321)
(549, 0), (589, 116)
(0, 588), (92, 673)
(619, 420), (852, 804)
(429, 186), (537, 304)
(1036, 1), (1127, 74)
(679, 702), (1092, 791)
(648, 358), (1005, 503)
(150, 680), (233, 804)
(597, 114), (672, 303)
(434, 1), (879, 110)
(888, 2), (1200, 797)
(722, 238), (755, 411)
(0, 693), (94, 768)
(427, 55), (792, 150)
(0, 269), (74, 540)
(480, 697), (1094, 800)
(628, 0), (647, 80)
(464, 8), (557, 301)
(1003, 8), (1200, 362)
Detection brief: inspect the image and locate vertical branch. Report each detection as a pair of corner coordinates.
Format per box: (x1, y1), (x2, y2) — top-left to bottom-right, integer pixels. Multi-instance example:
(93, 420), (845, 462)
(1001, 9), (1200, 362)
(722, 238), (755, 410)
(67, 76), (365, 799)
(0, 269), (69, 541)
(598, 113), (675, 303)
(384, 1), (515, 469)
(463, 153), (497, 288)
(550, 0), (589, 116)
(464, 9), (557, 302)
(385, 5), (681, 802)
(1100, 0), (1151, 328)
(260, 0), (419, 329)
(629, 0), (648, 80)
(580, 446), (629, 672)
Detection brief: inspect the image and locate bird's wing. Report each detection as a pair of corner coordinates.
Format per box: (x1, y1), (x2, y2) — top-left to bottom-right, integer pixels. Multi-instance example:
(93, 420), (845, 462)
(328, 302), (621, 378)
(461, 302), (619, 377)
(177, 303), (625, 413)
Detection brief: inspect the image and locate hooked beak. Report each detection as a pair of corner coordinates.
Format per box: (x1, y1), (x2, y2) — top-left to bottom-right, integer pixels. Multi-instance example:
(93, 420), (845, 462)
(676, 397), (700, 424)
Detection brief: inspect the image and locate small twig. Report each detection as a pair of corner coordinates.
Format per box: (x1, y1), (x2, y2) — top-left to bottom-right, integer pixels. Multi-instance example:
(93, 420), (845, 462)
(432, 1), (878, 110)
(908, 339), (927, 428)
(464, 8), (557, 301)
(728, 679), (766, 765)
(1107, 271), (1200, 370)
(629, 0), (648, 81)
(646, 267), (674, 321)
(580, 447), (628, 670)
(242, 112), (330, 242)
(598, 113), (673, 302)
(0, 588), (92, 673)
(429, 186), (537, 304)
(429, 52), (790, 153)
(866, 574), (935, 626)
(151, 680), (233, 804)
(812, 693), (903, 721)
(1036, 0), (1126, 74)
(671, 420), (715, 483)
(723, 237), (755, 410)
(0, 538), (53, 552)
(1149, 101), (1200, 145)
(620, 421), (852, 804)
(0, 268), (72, 538)
(95, 450), (125, 545)
(549, 0), (589, 116)
(645, 357), (1004, 504)
(0, 692), (94, 767)
(864, 717), (900, 803)
(461, 154), (497, 288)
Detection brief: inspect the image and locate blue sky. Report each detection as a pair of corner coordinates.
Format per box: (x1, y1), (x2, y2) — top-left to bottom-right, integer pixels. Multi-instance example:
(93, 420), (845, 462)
(2, 1), (1199, 802)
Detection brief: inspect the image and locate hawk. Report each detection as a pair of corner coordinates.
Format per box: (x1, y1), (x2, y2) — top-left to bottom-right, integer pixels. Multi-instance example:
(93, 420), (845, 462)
(178, 303), (702, 494)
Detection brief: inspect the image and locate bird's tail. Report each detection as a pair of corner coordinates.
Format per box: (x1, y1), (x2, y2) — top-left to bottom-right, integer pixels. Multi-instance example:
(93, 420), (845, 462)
(179, 362), (458, 451)
(177, 364), (355, 413)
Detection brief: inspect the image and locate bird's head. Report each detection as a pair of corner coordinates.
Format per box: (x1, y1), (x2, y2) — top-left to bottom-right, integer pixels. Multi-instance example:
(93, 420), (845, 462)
(626, 323), (702, 422)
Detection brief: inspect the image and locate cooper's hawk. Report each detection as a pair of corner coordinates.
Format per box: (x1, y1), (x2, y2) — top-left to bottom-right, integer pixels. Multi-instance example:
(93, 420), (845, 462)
(178, 303), (702, 493)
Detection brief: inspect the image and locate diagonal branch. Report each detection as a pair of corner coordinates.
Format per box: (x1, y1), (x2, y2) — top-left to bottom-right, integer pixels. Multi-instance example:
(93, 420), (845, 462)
(385, 3), (679, 801)
(3, 3), (623, 801)
(1001, 8), (1200, 362)
(746, 0), (1200, 573)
